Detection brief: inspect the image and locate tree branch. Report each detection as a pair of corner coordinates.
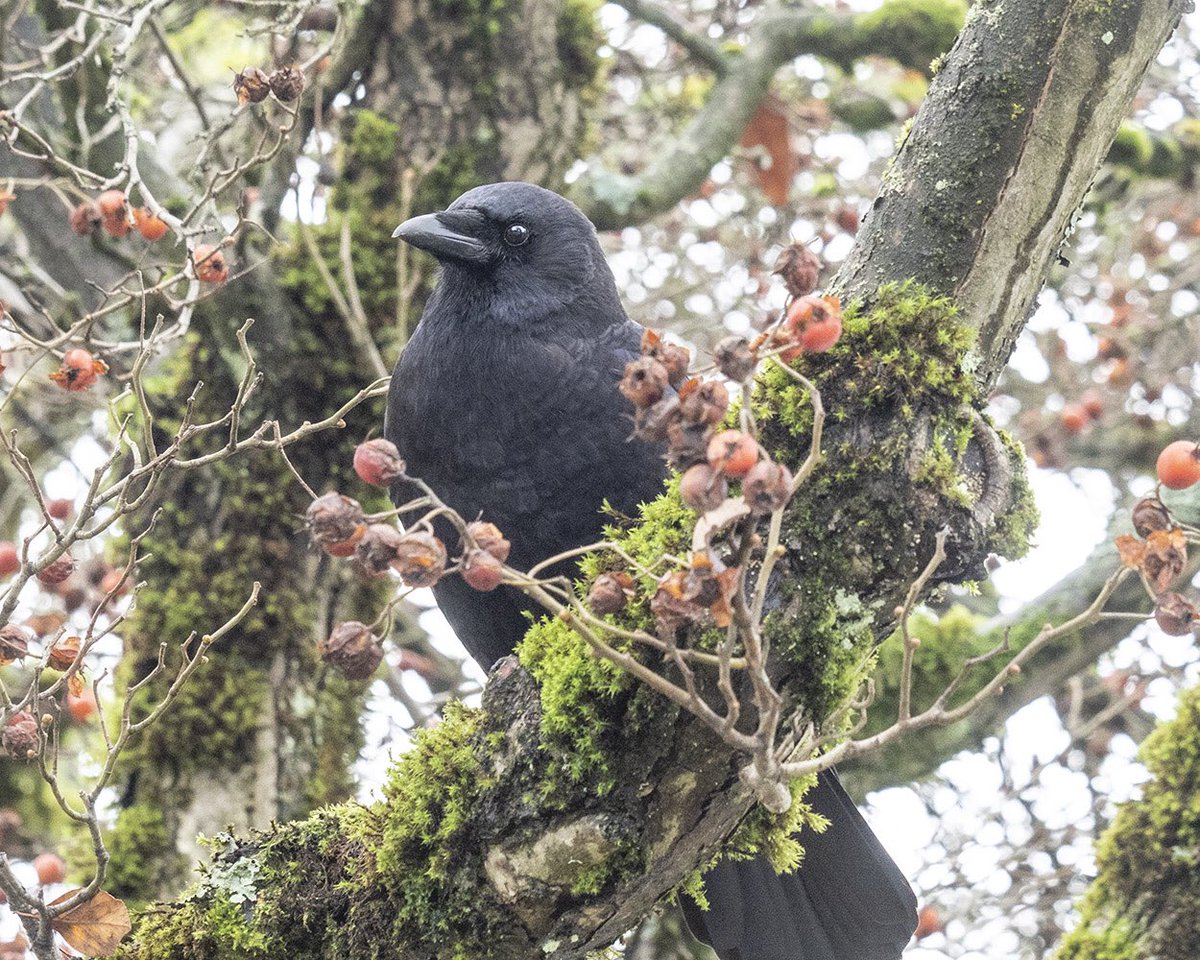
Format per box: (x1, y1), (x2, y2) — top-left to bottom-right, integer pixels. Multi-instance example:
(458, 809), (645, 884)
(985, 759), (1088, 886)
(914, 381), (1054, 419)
(571, 0), (965, 229)
(835, 0), (1190, 384)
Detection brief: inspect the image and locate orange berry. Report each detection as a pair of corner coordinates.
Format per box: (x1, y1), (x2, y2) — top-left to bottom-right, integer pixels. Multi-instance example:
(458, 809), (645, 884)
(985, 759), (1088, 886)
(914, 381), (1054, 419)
(1157, 440), (1200, 490)
(95, 190), (127, 219)
(461, 549), (504, 591)
(1060, 405), (1088, 434)
(798, 316), (842, 353)
(193, 244), (229, 284)
(133, 207), (169, 241)
(49, 349), (107, 392)
(706, 430), (759, 478)
(66, 690), (97, 723)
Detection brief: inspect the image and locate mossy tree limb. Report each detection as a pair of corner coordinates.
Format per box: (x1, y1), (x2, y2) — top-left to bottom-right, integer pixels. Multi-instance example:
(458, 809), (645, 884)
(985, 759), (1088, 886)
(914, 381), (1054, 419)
(571, 0), (967, 230)
(836, 0), (1189, 386)
(1052, 683), (1200, 960)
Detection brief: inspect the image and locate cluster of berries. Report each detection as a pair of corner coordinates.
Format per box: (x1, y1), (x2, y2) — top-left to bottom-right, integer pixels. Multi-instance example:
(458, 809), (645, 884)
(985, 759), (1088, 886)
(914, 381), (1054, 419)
(233, 65), (306, 106)
(69, 190), (168, 242)
(310, 439), (512, 680)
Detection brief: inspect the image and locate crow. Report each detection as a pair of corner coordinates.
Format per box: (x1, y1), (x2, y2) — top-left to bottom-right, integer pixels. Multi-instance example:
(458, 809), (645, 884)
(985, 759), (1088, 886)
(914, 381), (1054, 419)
(386, 181), (918, 960)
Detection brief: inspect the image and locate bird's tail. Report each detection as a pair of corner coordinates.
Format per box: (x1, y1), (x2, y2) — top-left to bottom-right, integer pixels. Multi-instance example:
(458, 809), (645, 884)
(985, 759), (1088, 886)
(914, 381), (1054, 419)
(680, 768), (918, 960)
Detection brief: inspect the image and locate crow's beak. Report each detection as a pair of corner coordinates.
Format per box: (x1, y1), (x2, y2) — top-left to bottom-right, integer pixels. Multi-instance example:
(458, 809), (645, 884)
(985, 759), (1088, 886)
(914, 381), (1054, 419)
(392, 211), (489, 264)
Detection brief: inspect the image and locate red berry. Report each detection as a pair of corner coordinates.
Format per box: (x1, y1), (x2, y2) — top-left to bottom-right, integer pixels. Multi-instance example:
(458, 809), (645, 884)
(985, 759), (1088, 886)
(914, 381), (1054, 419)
(37, 553), (74, 586)
(353, 438), (406, 488)
(0, 542), (18, 577)
(461, 549), (504, 591)
(1060, 405), (1088, 434)
(706, 430), (759, 478)
(33, 852), (66, 886)
(798, 316), (842, 353)
(1080, 389), (1104, 420)
(1157, 440), (1200, 490)
(193, 244), (229, 284)
(46, 498), (71, 520)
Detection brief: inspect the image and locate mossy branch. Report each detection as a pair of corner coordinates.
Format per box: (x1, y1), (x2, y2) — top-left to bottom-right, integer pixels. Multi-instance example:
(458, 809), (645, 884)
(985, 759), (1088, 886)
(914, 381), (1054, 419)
(570, 0), (967, 229)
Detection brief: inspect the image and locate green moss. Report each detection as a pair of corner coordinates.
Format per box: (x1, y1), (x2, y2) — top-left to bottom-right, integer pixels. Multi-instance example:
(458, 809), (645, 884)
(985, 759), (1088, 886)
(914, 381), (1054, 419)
(1109, 123), (1155, 169)
(859, 0), (967, 76)
(1052, 685), (1200, 958)
(107, 805), (183, 905)
(728, 773), (827, 874)
(556, 0), (606, 96)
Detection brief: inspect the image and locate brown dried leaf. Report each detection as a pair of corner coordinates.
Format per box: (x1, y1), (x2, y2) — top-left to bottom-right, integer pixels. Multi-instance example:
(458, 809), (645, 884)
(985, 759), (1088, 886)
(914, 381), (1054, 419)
(1114, 534), (1145, 569)
(49, 889), (131, 956)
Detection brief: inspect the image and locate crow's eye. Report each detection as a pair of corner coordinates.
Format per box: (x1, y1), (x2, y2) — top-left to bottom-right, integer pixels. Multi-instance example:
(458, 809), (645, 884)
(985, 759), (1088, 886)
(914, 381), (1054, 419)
(504, 223), (530, 247)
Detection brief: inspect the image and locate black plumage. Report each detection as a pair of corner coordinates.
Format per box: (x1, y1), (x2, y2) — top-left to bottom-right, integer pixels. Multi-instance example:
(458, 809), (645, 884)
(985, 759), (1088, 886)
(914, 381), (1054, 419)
(385, 181), (917, 960)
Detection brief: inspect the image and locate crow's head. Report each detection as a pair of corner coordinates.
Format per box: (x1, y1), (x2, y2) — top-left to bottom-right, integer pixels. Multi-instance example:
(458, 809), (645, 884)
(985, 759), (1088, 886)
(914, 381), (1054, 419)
(392, 182), (615, 326)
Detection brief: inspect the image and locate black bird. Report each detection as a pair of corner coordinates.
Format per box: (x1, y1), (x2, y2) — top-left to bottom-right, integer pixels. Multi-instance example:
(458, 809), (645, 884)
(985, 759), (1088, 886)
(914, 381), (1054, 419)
(386, 181), (918, 960)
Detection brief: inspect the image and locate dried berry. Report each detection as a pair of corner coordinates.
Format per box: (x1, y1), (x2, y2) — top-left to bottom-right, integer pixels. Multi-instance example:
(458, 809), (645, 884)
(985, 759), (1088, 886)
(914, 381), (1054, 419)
(633, 394), (681, 442)
(133, 207), (169, 241)
(461, 549), (504, 591)
(391, 530), (447, 587)
(269, 65), (306, 102)
(37, 553), (74, 586)
(354, 523), (404, 576)
(49, 349), (108, 392)
(1154, 591), (1198, 636)
(679, 379), (729, 426)
(193, 243), (229, 284)
(742, 459), (793, 513)
(0, 543), (18, 578)
(587, 571), (634, 615)
(641, 329), (690, 387)
(306, 492), (366, 548)
(679, 462), (728, 513)
(0, 625), (28, 665)
(353, 438), (406, 488)
(2, 711), (38, 759)
(707, 430), (759, 478)
(666, 419), (714, 470)
(619, 357), (669, 408)
(1157, 440), (1200, 490)
(320, 621), (383, 680)
(69, 201), (102, 236)
(46, 635), (80, 671)
(468, 521), (511, 563)
(773, 243), (821, 297)
(713, 336), (757, 382)
(233, 67), (271, 105)
(1132, 497), (1171, 538)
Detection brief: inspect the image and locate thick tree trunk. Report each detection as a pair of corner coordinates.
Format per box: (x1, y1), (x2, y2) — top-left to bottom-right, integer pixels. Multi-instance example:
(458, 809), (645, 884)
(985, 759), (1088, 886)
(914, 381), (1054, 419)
(111, 2), (1185, 957)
